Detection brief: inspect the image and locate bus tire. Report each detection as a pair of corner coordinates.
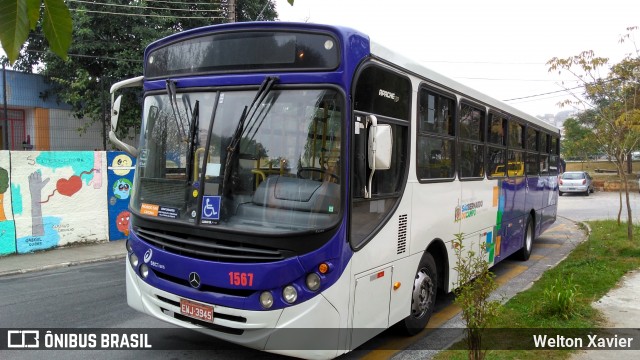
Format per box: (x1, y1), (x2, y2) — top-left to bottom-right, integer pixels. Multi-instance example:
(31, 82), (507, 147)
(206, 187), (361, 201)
(516, 216), (534, 261)
(402, 252), (437, 335)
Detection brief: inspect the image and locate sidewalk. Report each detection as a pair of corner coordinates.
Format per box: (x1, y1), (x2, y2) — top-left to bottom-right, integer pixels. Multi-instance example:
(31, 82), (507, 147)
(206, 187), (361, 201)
(570, 269), (640, 359)
(0, 240), (126, 277)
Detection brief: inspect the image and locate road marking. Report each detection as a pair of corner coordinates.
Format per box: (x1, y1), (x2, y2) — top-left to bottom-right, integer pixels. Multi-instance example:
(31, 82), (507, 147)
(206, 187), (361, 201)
(535, 243), (562, 248)
(360, 263), (528, 359)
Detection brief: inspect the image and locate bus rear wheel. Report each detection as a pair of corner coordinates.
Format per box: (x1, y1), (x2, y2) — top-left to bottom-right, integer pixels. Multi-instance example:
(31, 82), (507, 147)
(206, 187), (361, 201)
(516, 216), (534, 261)
(402, 252), (437, 335)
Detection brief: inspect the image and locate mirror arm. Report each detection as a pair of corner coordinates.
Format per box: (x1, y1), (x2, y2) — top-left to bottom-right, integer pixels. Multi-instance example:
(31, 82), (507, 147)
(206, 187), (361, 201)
(109, 76), (143, 156)
(109, 131), (139, 157)
(365, 115), (378, 199)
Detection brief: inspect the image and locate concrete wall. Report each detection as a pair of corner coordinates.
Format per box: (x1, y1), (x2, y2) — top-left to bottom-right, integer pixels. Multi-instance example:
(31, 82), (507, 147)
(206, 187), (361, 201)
(0, 150), (134, 256)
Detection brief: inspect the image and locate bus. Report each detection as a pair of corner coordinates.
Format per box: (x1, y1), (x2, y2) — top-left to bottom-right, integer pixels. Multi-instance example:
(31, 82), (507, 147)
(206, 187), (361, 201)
(109, 21), (560, 359)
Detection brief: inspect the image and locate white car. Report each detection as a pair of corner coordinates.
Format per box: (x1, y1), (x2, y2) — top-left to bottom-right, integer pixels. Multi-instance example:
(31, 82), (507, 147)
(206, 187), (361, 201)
(559, 171), (594, 196)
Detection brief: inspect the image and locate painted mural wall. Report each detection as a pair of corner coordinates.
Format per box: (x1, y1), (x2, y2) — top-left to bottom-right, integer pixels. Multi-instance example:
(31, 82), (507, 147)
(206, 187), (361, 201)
(0, 151), (16, 255)
(107, 152), (136, 241)
(9, 151), (110, 254)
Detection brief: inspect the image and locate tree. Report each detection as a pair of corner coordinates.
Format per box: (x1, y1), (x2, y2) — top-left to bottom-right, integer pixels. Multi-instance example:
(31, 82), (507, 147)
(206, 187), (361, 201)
(8, 1), (278, 144)
(561, 116), (598, 165)
(1, 0), (288, 65)
(547, 26), (640, 240)
(0, 0), (72, 64)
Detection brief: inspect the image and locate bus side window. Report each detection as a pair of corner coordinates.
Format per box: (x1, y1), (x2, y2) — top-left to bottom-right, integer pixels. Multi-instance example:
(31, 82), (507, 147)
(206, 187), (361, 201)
(350, 64), (411, 249)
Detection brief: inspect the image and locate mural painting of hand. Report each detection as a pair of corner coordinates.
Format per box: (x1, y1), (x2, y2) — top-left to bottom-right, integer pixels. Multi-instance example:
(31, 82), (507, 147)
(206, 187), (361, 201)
(29, 171), (50, 236)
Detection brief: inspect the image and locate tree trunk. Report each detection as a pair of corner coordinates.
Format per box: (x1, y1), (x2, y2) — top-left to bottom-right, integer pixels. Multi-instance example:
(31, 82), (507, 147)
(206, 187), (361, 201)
(620, 170), (634, 240)
(618, 190), (623, 225)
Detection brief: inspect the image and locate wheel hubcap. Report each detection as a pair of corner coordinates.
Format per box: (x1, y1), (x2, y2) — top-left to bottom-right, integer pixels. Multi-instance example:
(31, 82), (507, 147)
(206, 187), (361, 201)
(411, 269), (434, 318)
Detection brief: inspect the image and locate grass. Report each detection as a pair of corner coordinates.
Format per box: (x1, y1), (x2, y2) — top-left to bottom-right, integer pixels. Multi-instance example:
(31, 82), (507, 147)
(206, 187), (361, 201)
(435, 220), (640, 360)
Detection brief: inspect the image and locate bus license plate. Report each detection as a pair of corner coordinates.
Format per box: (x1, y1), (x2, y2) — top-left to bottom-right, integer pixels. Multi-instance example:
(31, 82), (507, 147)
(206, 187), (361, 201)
(180, 298), (214, 323)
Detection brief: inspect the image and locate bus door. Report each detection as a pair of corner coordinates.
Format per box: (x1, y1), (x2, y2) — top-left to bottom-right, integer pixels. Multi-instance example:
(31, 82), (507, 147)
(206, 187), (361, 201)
(349, 64), (411, 345)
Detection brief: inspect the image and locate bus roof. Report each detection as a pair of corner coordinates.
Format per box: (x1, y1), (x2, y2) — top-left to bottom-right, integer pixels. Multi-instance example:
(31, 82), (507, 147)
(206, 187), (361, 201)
(369, 41), (559, 134)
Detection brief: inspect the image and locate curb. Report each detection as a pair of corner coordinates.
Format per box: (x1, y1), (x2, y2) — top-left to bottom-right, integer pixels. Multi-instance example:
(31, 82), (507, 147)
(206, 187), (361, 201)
(0, 254), (126, 278)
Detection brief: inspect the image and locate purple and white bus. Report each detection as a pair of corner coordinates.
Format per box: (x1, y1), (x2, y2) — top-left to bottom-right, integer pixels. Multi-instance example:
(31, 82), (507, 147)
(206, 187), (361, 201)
(110, 21), (560, 359)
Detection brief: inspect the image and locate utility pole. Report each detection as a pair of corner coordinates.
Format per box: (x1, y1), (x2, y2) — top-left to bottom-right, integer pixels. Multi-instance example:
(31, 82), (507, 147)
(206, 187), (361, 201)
(2, 63), (8, 150)
(227, 0), (236, 23)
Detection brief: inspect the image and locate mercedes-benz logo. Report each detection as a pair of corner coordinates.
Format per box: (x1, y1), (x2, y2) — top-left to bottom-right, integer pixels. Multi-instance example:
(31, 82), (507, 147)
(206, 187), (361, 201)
(188, 272), (201, 289)
(143, 249), (152, 263)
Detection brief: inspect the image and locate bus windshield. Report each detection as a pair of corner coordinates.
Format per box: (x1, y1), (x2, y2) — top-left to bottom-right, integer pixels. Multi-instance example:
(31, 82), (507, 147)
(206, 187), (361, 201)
(133, 88), (343, 235)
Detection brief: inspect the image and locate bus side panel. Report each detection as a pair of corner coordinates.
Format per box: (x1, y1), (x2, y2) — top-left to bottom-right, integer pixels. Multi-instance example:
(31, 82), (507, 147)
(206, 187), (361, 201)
(409, 180), (461, 292)
(525, 175), (545, 234)
(541, 175), (559, 233)
(500, 178), (526, 257)
(459, 180), (501, 266)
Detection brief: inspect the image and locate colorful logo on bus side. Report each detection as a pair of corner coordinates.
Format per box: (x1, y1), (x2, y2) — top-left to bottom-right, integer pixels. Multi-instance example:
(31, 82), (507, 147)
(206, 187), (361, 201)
(455, 200), (484, 222)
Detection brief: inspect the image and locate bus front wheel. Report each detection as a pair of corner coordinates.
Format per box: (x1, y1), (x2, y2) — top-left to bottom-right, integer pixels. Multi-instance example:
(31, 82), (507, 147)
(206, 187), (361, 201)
(402, 252), (437, 335)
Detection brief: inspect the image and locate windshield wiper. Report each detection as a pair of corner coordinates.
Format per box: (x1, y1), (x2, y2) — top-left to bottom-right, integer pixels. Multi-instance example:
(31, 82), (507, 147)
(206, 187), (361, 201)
(221, 76), (278, 197)
(166, 79), (188, 141)
(186, 101), (199, 184)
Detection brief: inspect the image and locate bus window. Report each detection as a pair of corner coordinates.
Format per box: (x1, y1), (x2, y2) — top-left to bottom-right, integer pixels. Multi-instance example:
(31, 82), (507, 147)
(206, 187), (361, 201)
(458, 103), (485, 179)
(508, 121), (524, 149)
(488, 113), (507, 146)
(506, 150), (524, 177)
(526, 127), (539, 151)
(488, 147), (507, 178)
(459, 103), (485, 142)
(351, 65), (410, 248)
(417, 87), (456, 181)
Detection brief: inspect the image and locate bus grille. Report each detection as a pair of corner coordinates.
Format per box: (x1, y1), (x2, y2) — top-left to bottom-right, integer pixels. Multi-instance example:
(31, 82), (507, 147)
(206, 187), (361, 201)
(134, 227), (286, 263)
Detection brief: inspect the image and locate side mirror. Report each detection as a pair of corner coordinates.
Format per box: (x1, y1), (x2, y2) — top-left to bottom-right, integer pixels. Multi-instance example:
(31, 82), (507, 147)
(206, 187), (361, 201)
(368, 123), (392, 170)
(364, 115), (393, 198)
(109, 76), (143, 157)
(111, 95), (122, 132)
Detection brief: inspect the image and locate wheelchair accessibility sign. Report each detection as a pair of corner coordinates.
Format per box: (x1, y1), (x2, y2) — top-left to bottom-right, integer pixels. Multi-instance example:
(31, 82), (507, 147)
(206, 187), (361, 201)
(201, 196), (221, 222)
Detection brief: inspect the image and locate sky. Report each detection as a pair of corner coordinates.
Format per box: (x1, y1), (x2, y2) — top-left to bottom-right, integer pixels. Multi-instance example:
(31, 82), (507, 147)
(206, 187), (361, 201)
(2, 1), (637, 119)
(275, 0), (640, 118)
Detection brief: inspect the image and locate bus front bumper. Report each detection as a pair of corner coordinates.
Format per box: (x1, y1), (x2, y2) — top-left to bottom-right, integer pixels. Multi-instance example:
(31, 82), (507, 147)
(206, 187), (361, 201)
(126, 259), (344, 358)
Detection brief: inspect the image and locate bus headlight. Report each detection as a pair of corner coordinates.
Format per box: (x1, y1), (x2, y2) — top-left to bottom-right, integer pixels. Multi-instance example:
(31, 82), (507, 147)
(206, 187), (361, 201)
(305, 273), (321, 291)
(126, 240), (133, 253)
(260, 291), (274, 309)
(129, 253), (139, 268)
(282, 285), (298, 304)
(140, 264), (149, 279)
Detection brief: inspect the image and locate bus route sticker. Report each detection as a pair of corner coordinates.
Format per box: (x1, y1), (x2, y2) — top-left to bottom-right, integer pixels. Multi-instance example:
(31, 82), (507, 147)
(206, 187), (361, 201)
(201, 196), (221, 223)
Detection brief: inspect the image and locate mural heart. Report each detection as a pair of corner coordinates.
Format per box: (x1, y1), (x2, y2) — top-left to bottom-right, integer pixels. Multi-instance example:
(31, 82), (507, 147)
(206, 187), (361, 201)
(56, 175), (83, 197)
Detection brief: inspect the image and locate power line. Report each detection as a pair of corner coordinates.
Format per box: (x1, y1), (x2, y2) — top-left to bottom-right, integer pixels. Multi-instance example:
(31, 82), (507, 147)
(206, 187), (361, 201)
(502, 86), (585, 102)
(68, 0), (223, 13)
(25, 49), (142, 63)
(422, 60), (546, 65)
(144, 0), (226, 5)
(70, 8), (224, 19)
(455, 76), (577, 82)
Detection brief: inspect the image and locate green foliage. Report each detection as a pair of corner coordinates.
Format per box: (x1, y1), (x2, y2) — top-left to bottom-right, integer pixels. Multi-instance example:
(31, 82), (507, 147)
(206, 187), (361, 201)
(0, 0), (71, 64)
(437, 220), (640, 360)
(548, 26), (640, 240)
(0, 167), (8, 193)
(6, 0), (278, 141)
(539, 275), (581, 320)
(452, 233), (501, 360)
(561, 117), (598, 160)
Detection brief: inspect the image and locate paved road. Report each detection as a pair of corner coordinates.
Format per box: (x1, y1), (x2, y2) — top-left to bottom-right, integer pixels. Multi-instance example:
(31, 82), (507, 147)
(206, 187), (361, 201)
(4, 190), (625, 360)
(558, 190), (640, 222)
(0, 216), (585, 360)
